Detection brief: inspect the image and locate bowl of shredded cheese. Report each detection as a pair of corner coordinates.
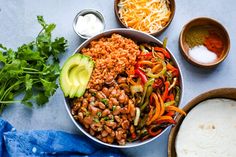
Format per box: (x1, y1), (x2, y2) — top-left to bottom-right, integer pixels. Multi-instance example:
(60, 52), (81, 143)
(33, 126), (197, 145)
(114, 0), (175, 35)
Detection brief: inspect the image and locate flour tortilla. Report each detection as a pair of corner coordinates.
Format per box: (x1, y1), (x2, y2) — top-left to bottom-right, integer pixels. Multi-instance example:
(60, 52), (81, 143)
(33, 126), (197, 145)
(176, 98), (236, 157)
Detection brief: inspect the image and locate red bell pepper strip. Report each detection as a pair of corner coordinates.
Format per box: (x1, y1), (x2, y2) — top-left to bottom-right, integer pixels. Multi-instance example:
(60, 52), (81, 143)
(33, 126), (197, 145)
(149, 94), (154, 105)
(148, 126), (162, 137)
(156, 117), (176, 124)
(152, 79), (163, 89)
(143, 52), (152, 57)
(161, 81), (170, 102)
(156, 115), (174, 122)
(156, 52), (165, 60)
(135, 69), (148, 84)
(166, 111), (175, 117)
(167, 63), (179, 77)
(154, 47), (171, 59)
(168, 94), (175, 101)
(131, 132), (137, 139)
(141, 135), (150, 141)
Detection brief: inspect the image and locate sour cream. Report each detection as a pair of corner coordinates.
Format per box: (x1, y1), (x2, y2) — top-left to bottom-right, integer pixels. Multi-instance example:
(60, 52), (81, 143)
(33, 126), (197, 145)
(75, 13), (104, 37)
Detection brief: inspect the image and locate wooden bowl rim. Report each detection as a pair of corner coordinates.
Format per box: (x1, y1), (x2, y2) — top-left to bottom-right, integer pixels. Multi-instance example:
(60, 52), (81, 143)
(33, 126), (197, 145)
(168, 88), (236, 157)
(179, 17), (231, 68)
(114, 0), (176, 36)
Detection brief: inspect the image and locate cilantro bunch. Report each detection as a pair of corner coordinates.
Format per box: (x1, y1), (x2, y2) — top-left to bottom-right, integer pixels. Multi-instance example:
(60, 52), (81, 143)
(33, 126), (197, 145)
(0, 16), (67, 113)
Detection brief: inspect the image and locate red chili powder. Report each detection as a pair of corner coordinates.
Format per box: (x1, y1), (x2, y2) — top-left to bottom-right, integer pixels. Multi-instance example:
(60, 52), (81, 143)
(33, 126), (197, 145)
(204, 31), (224, 57)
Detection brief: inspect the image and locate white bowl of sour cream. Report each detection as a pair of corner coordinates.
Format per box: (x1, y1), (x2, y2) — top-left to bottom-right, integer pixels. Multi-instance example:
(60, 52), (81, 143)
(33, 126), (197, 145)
(73, 9), (105, 39)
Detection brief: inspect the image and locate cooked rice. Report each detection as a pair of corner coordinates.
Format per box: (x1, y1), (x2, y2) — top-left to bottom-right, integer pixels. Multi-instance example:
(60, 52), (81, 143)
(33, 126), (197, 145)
(81, 34), (140, 90)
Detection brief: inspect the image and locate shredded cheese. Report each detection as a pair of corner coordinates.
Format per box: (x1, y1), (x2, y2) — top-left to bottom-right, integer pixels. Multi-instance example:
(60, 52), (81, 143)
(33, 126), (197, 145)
(118, 0), (171, 33)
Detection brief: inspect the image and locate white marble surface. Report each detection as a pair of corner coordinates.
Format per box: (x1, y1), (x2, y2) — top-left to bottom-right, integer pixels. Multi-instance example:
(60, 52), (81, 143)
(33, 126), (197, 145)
(0, 0), (236, 156)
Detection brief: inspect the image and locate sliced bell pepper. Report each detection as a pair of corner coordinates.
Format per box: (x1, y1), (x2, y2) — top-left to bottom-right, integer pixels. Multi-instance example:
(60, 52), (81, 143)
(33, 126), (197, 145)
(164, 100), (175, 107)
(152, 78), (163, 89)
(156, 115), (176, 124)
(147, 93), (160, 125)
(165, 105), (186, 116)
(147, 106), (154, 122)
(166, 63), (176, 71)
(166, 111), (175, 117)
(154, 47), (171, 59)
(141, 134), (150, 141)
(130, 84), (143, 96)
(141, 52), (152, 57)
(139, 78), (155, 105)
(151, 63), (162, 73)
(146, 60), (166, 79)
(168, 94), (175, 101)
(175, 86), (181, 105)
(161, 81), (170, 102)
(138, 60), (153, 66)
(153, 52), (165, 60)
(140, 86), (153, 111)
(162, 37), (168, 49)
(148, 125), (162, 136)
(167, 63), (179, 77)
(140, 45), (149, 53)
(131, 132), (136, 139)
(130, 125), (137, 139)
(135, 69), (148, 84)
(157, 93), (165, 116)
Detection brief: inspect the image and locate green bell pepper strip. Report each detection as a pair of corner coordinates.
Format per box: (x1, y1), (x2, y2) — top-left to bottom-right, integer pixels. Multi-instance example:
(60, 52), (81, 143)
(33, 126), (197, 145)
(139, 78), (155, 106)
(175, 86), (181, 105)
(164, 101), (175, 107)
(146, 60), (166, 79)
(140, 86), (153, 111)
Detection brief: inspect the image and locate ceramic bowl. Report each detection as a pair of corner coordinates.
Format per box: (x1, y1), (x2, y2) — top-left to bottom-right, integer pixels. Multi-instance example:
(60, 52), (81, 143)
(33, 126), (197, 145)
(64, 28), (183, 148)
(114, 0), (175, 36)
(179, 17), (230, 68)
(73, 9), (105, 39)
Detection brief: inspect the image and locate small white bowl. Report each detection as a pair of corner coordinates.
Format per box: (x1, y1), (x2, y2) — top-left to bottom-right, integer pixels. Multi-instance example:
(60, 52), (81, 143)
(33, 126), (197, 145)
(73, 9), (105, 39)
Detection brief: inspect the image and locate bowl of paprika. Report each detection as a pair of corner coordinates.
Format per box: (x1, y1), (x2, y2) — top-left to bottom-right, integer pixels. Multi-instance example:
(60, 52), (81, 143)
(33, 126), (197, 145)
(179, 17), (230, 68)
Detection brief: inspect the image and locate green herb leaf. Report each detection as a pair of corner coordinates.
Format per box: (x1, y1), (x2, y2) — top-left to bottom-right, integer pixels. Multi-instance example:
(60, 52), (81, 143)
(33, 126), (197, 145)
(112, 106), (116, 111)
(93, 117), (99, 123)
(101, 98), (108, 105)
(0, 16), (67, 113)
(35, 93), (49, 106)
(25, 74), (33, 91)
(97, 112), (102, 117)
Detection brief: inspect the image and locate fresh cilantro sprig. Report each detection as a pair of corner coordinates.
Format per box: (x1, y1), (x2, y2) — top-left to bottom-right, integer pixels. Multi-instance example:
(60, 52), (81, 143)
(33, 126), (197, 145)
(0, 16), (67, 113)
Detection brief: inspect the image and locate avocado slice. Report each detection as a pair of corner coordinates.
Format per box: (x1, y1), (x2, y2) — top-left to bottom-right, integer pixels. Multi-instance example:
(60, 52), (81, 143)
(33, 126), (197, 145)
(59, 53), (94, 98)
(74, 56), (94, 97)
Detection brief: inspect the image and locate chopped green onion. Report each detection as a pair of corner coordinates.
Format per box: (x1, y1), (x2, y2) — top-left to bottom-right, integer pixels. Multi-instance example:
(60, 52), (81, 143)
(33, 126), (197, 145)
(101, 98), (108, 106)
(93, 117), (99, 123)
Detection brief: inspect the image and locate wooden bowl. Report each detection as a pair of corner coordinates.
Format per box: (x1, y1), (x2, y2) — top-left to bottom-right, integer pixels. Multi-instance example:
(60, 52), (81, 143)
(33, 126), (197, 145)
(114, 0), (176, 36)
(179, 17), (230, 68)
(168, 88), (236, 157)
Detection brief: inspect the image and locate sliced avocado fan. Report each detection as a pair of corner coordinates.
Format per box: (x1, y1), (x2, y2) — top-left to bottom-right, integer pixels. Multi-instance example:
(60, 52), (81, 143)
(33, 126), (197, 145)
(59, 53), (94, 98)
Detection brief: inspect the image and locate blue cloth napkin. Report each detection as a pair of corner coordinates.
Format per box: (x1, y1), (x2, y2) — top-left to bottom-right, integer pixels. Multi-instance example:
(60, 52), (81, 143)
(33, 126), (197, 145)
(0, 118), (126, 157)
